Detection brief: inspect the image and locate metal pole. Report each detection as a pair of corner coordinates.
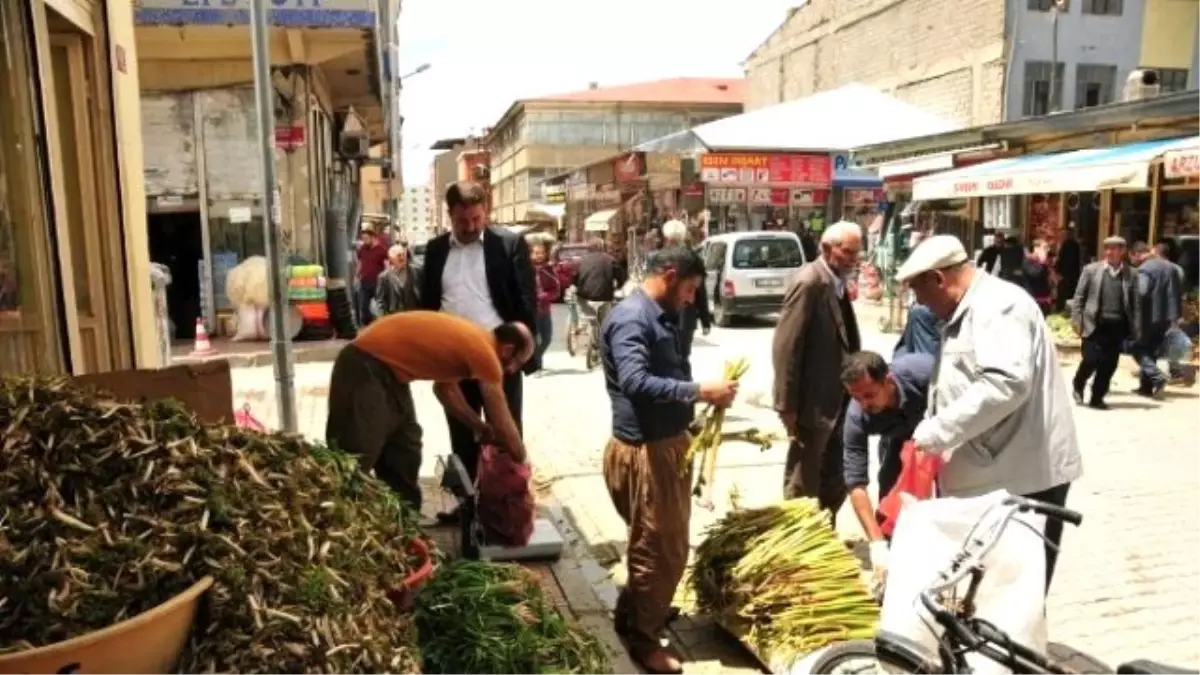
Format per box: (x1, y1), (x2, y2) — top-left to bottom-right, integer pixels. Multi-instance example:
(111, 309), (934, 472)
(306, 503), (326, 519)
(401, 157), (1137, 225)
(250, 0), (298, 433)
(1049, 6), (1059, 113)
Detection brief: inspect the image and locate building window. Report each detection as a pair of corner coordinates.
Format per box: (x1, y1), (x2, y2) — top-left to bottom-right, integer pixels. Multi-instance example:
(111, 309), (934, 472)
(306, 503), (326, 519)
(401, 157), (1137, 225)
(1075, 64), (1118, 108)
(1027, 0), (1054, 10)
(1022, 61), (1065, 116)
(1083, 0), (1122, 15)
(1156, 68), (1190, 92)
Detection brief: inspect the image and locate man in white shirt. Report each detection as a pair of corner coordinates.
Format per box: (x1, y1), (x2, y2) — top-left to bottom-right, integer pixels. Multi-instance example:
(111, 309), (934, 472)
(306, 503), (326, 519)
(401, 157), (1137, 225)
(899, 235), (1083, 592)
(419, 181), (538, 522)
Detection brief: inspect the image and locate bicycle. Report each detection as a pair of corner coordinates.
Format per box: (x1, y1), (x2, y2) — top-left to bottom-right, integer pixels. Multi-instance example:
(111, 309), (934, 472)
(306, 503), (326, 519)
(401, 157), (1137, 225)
(810, 495), (1197, 675)
(564, 288), (608, 371)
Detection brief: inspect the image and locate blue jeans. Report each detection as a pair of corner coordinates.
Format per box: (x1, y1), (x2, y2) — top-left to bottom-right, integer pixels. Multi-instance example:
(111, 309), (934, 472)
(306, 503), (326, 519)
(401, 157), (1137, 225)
(535, 312), (553, 363)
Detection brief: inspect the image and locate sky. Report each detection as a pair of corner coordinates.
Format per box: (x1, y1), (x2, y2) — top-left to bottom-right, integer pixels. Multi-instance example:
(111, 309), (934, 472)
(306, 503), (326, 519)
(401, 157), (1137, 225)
(395, 0), (799, 182)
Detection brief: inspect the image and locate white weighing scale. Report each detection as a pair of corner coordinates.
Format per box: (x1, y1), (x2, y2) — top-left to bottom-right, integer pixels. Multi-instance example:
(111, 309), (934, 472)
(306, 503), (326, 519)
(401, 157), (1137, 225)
(437, 454), (564, 562)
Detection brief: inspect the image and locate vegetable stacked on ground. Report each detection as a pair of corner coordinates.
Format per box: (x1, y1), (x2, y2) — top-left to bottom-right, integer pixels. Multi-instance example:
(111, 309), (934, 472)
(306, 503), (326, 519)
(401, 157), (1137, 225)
(0, 376), (423, 673)
(690, 499), (879, 662)
(413, 560), (611, 673)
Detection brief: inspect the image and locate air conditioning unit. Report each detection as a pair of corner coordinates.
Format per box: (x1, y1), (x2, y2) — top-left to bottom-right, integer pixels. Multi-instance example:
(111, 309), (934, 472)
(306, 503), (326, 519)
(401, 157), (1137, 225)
(339, 134), (370, 159)
(1124, 69), (1162, 102)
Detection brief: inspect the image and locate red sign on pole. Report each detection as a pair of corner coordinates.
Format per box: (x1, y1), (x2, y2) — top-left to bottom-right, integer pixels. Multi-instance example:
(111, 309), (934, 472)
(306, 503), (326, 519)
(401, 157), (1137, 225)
(274, 124), (307, 152)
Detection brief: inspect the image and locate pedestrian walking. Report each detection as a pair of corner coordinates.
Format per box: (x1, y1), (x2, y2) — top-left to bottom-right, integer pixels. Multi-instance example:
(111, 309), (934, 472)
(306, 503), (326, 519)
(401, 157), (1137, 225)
(354, 225), (388, 327)
(1130, 241), (1181, 397)
(601, 246), (739, 674)
(892, 301), (941, 358)
(772, 221), (862, 514)
(1055, 228), (1082, 312)
(325, 311), (533, 510)
(530, 239), (560, 370)
(1023, 238), (1054, 315)
(419, 181), (538, 523)
(1071, 236), (1141, 409)
(840, 350), (935, 581)
(899, 235), (1082, 592)
(373, 244), (420, 316)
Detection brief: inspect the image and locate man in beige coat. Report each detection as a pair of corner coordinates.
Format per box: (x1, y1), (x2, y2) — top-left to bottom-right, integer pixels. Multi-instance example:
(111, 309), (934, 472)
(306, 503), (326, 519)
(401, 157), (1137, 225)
(772, 221), (863, 514)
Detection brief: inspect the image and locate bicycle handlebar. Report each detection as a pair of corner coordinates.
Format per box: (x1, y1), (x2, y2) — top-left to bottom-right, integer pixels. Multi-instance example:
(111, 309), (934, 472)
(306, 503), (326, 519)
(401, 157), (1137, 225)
(1003, 495), (1083, 527)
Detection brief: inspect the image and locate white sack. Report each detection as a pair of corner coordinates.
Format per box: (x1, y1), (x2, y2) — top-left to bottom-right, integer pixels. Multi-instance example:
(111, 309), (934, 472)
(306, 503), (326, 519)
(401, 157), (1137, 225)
(230, 305), (266, 342)
(880, 490), (1047, 675)
(225, 255), (270, 308)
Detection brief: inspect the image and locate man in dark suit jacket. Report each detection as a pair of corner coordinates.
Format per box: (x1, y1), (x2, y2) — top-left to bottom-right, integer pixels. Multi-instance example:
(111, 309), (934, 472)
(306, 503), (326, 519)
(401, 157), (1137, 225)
(772, 221), (863, 516)
(421, 181), (537, 521)
(1071, 236), (1141, 409)
(1130, 241), (1181, 397)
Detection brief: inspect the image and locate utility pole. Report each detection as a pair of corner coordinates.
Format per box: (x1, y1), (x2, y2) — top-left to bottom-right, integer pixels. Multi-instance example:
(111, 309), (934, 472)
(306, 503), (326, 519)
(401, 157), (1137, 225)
(249, 0), (297, 433)
(1048, 0), (1064, 113)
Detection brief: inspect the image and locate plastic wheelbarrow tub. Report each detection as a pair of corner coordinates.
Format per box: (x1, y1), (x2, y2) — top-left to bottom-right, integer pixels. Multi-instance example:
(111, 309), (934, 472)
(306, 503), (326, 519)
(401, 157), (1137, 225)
(0, 575), (213, 674)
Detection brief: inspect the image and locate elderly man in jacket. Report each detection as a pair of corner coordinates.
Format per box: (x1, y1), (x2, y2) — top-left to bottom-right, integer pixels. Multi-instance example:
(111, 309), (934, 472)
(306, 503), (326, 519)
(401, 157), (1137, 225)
(1130, 241), (1181, 397)
(772, 221), (863, 514)
(1071, 236), (1141, 409)
(899, 235), (1083, 592)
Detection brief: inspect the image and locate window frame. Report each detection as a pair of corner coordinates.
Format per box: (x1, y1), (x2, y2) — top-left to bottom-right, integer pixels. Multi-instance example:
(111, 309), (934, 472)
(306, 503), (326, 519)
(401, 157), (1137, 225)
(1082, 0), (1122, 15)
(1022, 60), (1065, 116)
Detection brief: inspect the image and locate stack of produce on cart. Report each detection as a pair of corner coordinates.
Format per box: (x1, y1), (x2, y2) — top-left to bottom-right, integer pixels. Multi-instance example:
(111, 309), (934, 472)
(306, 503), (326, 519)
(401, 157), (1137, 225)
(688, 499), (879, 672)
(413, 560), (611, 674)
(0, 376), (426, 673)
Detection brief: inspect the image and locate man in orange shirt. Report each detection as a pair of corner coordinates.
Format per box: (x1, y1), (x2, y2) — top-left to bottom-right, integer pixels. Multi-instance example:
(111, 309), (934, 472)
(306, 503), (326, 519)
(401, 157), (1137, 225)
(325, 310), (534, 509)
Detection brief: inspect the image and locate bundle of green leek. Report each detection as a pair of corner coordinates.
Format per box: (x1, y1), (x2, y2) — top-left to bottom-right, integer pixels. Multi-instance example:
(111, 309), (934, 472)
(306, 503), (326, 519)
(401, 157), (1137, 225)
(690, 499), (879, 662)
(684, 358), (783, 509)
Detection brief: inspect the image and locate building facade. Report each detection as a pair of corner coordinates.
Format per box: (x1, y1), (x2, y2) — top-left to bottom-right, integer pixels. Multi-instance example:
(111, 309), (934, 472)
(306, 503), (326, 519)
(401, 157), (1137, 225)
(744, 0), (1197, 126)
(1, 0), (156, 375)
(485, 78), (745, 224)
(133, 0), (395, 339)
(398, 185), (434, 243)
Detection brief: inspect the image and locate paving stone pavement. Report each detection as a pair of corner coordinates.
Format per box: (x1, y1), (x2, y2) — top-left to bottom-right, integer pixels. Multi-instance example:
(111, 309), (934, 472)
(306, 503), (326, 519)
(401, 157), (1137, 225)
(230, 304), (1200, 673)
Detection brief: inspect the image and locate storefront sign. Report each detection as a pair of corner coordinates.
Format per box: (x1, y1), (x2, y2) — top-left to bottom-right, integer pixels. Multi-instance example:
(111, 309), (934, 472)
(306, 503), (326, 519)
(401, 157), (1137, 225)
(1164, 148), (1200, 179)
(770, 188), (791, 206)
(749, 188), (772, 205)
(274, 124), (306, 151)
(613, 153), (644, 184)
(135, 0), (377, 28)
(790, 189), (829, 207)
(543, 183), (567, 204)
(843, 188), (884, 205)
(699, 153), (832, 186)
(682, 183), (705, 198)
(707, 187), (747, 204)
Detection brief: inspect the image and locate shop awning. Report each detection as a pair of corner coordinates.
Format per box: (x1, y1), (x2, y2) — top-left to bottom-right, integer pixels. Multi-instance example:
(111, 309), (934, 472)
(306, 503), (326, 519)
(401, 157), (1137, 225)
(584, 209), (618, 232)
(913, 136), (1199, 200)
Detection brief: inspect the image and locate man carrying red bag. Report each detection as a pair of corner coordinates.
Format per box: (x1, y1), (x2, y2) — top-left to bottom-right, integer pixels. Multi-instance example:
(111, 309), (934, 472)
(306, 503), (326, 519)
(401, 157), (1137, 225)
(840, 350), (936, 586)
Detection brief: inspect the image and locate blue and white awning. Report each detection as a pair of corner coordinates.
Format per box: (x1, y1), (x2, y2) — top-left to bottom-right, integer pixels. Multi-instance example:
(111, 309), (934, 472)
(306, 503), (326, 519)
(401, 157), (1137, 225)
(913, 136), (1199, 201)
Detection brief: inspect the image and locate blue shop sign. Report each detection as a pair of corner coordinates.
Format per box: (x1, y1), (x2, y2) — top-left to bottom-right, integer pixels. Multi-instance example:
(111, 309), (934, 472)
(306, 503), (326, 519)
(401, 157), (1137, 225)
(135, 0), (377, 29)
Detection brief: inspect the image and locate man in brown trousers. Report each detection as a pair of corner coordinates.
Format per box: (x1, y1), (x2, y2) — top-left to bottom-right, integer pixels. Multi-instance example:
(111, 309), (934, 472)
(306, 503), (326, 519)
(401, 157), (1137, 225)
(772, 221), (863, 516)
(601, 246), (739, 674)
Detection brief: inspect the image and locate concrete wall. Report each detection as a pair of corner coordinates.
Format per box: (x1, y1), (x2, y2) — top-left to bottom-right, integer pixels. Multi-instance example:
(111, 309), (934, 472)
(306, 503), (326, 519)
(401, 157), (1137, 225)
(1008, 0), (1147, 118)
(1138, 0), (1199, 77)
(743, 0), (1009, 126)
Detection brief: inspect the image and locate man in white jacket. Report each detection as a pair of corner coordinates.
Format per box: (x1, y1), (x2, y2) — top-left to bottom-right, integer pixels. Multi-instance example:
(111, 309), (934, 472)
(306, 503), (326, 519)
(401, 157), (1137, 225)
(897, 235), (1083, 592)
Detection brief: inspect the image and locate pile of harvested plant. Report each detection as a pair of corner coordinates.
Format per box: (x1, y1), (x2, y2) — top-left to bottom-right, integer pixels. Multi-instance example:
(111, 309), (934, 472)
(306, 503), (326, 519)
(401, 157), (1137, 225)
(413, 560), (611, 674)
(690, 499), (878, 662)
(0, 376), (423, 673)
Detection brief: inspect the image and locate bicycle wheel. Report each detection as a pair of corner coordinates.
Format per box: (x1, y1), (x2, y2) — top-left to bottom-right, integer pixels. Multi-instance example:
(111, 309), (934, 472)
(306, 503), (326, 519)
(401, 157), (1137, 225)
(809, 640), (898, 674)
(565, 327), (577, 357)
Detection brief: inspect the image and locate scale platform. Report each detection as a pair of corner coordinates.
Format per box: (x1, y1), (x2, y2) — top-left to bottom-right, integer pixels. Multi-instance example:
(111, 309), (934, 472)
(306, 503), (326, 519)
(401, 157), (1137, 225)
(437, 454), (564, 563)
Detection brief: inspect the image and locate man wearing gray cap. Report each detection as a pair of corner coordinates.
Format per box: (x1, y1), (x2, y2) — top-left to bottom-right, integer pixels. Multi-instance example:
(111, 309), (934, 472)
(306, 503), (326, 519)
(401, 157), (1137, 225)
(898, 235), (1082, 591)
(1070, 236), (1141, 409)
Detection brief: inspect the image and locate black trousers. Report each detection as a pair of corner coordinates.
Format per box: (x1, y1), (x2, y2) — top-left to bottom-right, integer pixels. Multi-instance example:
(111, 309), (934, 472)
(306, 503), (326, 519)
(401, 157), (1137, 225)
(1023, 482), (1071, 594)
(1131, 322), (1169, 393)
(1073, 321), (1127, 402)
(446, 371), (524, 481)
(356, 282), (377, 327)
(326, 345), (424, 509)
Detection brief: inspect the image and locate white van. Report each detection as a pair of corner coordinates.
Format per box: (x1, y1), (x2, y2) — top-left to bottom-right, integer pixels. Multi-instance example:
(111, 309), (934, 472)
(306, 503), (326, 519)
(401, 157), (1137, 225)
(697, 231), (807, 326)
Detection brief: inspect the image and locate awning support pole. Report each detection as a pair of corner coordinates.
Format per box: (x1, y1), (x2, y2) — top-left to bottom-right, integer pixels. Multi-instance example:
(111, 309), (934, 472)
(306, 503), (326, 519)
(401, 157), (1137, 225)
(250, 0), (298, 433)
(1148, 161), (1162, 245)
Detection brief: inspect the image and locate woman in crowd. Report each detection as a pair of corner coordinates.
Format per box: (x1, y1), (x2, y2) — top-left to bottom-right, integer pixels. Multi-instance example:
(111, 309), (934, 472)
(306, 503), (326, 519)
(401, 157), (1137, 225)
(530, 240), (560, 370)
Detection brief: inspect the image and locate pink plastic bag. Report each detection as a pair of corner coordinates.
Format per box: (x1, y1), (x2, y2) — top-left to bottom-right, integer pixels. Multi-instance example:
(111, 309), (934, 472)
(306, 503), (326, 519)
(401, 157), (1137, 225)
(476, 445), (535, 547)
(234, 403), (266, 432)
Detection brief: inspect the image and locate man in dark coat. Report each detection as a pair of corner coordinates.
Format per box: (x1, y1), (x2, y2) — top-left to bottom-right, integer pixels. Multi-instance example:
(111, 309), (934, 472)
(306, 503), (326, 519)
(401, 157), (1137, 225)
(1130, 241), (1181, 397)
(1055, 229), (1082, 312)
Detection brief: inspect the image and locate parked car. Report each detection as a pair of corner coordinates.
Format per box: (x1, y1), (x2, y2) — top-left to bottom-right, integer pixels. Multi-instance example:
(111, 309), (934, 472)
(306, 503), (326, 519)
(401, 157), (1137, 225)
(551, 242), (600, 301)
(697, 231), (807, 327)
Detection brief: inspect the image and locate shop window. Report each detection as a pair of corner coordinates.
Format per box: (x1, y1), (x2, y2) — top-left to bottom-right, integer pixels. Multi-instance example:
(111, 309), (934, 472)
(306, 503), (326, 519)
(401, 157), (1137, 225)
(1082, 0), (1122, 15)
(0, 1), (62, 373)
(1023, 61), (1064, 116)
(1075, 64), (1117, 109)
(1027, 0), (1055, 10)
(1156, 68), (1190, 93)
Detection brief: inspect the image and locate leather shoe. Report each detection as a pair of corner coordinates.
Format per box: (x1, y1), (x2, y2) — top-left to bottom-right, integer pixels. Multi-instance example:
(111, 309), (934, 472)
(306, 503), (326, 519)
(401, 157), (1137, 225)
(1088, 399), (1110, 410)
(631, 647), (684, 674)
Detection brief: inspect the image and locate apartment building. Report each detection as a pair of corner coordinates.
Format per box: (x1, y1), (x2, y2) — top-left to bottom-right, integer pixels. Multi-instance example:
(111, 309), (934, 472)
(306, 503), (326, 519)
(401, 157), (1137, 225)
(485, 78), (745, 223)
(398, 185), (434, 243)
(744, 0), (1198, 126)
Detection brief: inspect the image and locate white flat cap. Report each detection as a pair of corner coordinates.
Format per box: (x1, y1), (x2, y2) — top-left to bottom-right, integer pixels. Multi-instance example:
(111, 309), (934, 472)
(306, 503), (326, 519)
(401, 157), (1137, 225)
(896, 235), (969, 282)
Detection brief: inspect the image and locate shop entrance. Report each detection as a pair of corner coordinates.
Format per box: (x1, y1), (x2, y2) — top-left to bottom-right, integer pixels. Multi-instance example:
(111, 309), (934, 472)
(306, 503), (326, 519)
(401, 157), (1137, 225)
(147, 211), (203, 341)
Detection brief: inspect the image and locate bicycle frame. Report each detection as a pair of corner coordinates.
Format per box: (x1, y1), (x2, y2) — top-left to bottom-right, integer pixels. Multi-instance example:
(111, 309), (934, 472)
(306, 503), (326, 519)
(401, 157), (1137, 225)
(877, 496), (1083, 675)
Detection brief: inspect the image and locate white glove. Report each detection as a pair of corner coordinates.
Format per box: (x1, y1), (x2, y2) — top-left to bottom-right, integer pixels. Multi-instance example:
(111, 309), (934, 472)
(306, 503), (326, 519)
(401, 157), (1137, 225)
(869, 540), (889, 570)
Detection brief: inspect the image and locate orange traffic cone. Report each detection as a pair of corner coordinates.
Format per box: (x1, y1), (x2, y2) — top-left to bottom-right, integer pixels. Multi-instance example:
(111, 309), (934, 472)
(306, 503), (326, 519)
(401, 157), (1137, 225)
(190, 317), (218, 357)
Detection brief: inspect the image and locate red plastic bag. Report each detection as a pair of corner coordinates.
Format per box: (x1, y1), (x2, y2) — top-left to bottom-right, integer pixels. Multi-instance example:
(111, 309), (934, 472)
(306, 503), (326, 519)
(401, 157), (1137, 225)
(877, 441), (942, 537)
(234, 403), (267, 432)
(476, 445), (536, 547)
